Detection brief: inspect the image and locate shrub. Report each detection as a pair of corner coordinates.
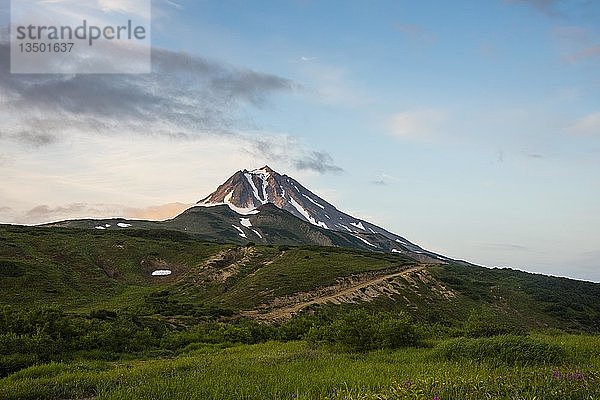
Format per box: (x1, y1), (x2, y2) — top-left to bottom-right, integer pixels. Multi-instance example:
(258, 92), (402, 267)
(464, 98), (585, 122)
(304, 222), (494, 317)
(0, 353), (38, 377)
(463, 308), (527, 338)
(306, 310), (421, 352)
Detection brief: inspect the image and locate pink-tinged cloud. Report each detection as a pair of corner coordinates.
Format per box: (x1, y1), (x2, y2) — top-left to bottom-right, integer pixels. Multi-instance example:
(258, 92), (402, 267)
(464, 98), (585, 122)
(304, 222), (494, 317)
(124, 203), (193, 220)
(7, 202), (193, 225)
(566, 112), (600, 135)
(564, 45), (600, 63)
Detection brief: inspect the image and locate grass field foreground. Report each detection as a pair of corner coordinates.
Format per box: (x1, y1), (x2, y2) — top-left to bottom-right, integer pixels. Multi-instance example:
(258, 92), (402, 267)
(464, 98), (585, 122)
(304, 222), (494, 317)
(0, 334), (598, 400)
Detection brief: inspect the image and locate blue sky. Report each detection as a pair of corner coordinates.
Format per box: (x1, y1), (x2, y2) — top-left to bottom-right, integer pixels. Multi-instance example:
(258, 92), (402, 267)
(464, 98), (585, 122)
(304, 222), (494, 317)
(0, 0), (599, 281)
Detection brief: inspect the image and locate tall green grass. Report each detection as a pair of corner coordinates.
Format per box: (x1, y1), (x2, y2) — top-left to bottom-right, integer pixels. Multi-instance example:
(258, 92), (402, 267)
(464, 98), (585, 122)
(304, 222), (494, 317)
(1, 335), (598, 400)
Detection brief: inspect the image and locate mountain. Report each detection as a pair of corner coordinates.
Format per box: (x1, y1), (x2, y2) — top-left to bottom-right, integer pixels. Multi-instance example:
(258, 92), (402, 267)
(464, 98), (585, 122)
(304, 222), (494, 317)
(196, 166), (447, 262)
(49, 166), (450, 263)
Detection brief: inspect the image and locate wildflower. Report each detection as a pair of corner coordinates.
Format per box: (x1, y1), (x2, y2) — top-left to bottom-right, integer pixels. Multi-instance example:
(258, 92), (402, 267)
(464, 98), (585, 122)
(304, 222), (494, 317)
(292, 394), (298, 399)
(433, 396), (440, 400)
(569, 372), (585, 381)
(404, 379), (413, 389)
(331, 388), (338, 396)
(552, 370), (562, 380)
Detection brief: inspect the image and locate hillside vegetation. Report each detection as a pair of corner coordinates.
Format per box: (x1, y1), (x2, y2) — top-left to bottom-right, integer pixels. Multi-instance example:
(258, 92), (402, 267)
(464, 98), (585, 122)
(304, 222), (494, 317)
(1, 224), (599, 398)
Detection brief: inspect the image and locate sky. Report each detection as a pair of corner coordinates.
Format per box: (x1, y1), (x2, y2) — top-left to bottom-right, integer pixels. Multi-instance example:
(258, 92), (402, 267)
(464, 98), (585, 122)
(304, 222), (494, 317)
(0, 0), (599, 282)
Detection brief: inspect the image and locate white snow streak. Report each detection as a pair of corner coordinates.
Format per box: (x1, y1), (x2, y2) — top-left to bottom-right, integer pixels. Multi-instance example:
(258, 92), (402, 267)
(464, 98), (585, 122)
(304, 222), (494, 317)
(117, 223), (132, 228)
(350, 221), (366, 231)
(353, 235), (377, 247)
(232, 225), (247, 238)
(338, 224), (353, 232)
(289, 197), (328, 229)
(240, 218), (252, 228)
(251, 229), (263, 239)
(302, 194), (325, 209)
(244, 173), (263, 203)
(152, 270), (172, 276)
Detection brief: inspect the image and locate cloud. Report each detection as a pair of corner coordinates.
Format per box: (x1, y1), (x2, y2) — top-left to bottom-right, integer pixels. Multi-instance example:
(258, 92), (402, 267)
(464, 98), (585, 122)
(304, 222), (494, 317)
(553, 26), (589, 43)
(293, 151), (344, 174)
(387, 109), (448, 139)
(564, 45), (600, 63)
(0, 43), (296, 139)
(15, 202), (193, 225)
(394, 23), (437, 43)
(298, 63), (369, 107)
(480, 243), (531, 252)
(0, 41), (341, 173)
(124, 203), (192, 220)
(505, 0), (561, 16)
(371, 173), (397, 186)
(164, 0), (182, 10)
(566, 112), (600, 135)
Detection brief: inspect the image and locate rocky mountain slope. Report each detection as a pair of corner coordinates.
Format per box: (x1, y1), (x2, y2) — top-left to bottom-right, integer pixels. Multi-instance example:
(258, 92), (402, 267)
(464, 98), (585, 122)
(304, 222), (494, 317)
(49, 166), (451, 263)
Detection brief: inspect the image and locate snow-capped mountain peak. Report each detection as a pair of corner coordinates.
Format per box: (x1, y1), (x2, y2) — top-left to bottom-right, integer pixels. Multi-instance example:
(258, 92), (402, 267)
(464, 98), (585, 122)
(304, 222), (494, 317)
(196, 166), (438, 258)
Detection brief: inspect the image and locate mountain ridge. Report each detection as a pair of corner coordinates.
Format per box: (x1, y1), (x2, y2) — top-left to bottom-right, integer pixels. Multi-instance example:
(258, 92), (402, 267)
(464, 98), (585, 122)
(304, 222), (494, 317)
(196, 166), (447, 262)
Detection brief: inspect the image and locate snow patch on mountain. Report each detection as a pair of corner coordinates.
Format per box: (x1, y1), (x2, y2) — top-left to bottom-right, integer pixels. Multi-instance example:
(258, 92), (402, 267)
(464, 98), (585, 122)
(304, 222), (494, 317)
(232, 225), (247, 238)
(152, 270), (172, 276)
(353, 235), (376, 247)
(350, 221), (365, 231)
(339, 224), (353, 232)
(251, 229), (263, 239)
(289, 197), (328, 229)
(244, 173), (263, 203)
(302, 194), (325, 209)
(240, 218), (252, 228)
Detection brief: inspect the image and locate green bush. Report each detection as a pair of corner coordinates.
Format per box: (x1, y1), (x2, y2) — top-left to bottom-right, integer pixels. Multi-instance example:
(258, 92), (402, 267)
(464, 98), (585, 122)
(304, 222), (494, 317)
(307, 310), (421, 352)
(463, 308), (527, 337)
(438, 335), (566, 366)
(0, 353), (39, 377)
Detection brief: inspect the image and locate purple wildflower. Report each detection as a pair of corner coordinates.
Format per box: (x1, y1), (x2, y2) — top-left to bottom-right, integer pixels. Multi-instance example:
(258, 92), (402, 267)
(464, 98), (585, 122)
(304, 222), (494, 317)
(404, 379), (413, 389)
(433, 396), (441, 400)
(552, 370), (562, 380)
(569, 372), (585, 381)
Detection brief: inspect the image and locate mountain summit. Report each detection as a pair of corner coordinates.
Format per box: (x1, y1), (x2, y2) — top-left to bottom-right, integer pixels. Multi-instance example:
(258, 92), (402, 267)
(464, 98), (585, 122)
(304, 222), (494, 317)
(50, 166), (449, 263)
(197, 166), (446, 261)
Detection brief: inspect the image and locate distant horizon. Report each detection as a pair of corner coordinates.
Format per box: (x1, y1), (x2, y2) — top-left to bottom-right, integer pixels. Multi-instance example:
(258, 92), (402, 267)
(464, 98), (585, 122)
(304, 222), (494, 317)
(1, 0), (599, 282)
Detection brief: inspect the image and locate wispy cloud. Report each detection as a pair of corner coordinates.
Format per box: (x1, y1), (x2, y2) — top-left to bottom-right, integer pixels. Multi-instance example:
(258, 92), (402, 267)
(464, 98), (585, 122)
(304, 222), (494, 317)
(479, 242), (531, 252)
(0, 41), (342, 173)
(0, 43), (296, 141)
(564, 45), (600, 63)
(505, 0), (561, 17)
(394, 23), (437, 44)
(15, 202), (193, 225)
(371, 173), (397, 186)
(298, 62), (369, 107)
(293, 151), (344, 174)
(387, 109), (449, 140)
(566, 112), (600, 135)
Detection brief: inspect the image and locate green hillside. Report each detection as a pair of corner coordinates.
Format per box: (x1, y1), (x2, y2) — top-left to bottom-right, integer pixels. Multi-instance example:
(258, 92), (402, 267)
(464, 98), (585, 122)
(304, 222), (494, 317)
(1, 224), (599, 398)
(1, 224), (598, 331)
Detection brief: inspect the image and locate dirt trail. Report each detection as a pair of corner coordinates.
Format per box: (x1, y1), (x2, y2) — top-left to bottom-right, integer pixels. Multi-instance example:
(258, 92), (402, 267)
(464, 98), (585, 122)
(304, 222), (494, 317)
(246, 265), (428, 321)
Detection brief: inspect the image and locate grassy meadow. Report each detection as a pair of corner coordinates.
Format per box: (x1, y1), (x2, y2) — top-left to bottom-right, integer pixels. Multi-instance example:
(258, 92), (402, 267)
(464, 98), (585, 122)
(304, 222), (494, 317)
(1, 334), (598, 400)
